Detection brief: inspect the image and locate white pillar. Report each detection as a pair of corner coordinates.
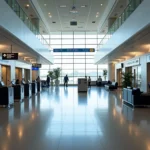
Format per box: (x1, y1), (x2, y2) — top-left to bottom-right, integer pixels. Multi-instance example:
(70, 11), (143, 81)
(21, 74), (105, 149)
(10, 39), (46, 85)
(108, 63), (115, 81)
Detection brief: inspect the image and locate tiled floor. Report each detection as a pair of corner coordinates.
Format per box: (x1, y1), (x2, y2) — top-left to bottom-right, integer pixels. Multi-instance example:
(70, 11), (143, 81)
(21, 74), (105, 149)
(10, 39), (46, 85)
(0, 86), (150, 150)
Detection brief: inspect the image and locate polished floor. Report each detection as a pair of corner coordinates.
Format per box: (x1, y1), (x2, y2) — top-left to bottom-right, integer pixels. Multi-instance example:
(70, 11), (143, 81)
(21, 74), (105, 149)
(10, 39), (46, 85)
(0, 86), (150, 150)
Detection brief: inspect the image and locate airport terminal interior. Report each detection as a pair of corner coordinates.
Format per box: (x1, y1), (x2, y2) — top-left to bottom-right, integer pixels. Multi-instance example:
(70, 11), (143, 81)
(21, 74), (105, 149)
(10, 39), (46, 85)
(0, 0), (150, 149)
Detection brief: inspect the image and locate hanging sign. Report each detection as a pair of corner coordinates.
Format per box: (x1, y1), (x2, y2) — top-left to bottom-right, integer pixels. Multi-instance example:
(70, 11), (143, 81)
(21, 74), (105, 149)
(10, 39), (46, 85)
(2, 53), (18, 60)
(53, 48), (95, 52)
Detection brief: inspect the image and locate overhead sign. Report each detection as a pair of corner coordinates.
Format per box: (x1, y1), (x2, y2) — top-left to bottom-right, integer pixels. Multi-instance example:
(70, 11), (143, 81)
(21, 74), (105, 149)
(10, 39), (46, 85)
(125, 58), (140, 67)
(53, 48), (95, 52)
(32, 63), (42, 68)
(32, 67), (39, 71)
(2, 53), (18, 60)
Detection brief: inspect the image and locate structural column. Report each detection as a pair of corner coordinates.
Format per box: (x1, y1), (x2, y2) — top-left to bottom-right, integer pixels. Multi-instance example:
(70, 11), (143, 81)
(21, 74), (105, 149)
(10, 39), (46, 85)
(108, 63), (115, 81)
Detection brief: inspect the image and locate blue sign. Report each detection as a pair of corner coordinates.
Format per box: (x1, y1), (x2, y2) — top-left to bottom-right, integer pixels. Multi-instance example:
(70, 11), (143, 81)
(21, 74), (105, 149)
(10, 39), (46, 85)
(53, 48), (95, 52)
(32, 67), (39, 71)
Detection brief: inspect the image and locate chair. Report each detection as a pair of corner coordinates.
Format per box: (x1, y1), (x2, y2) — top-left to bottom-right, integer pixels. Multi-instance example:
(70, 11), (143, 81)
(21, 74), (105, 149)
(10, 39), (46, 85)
(105, 82), (118, 90)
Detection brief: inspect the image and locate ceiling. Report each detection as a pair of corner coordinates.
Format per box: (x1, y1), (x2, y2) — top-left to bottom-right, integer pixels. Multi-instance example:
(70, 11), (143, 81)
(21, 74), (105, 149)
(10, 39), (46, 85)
(96, 24), (150, 64)
(0, 27), (51, 64)
(34, 0), (109, 32)
(16, 0), (129, 34)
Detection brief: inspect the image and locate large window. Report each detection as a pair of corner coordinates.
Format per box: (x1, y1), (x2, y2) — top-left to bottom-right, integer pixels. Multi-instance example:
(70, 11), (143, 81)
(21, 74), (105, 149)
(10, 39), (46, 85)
(40, 32), (108, 84)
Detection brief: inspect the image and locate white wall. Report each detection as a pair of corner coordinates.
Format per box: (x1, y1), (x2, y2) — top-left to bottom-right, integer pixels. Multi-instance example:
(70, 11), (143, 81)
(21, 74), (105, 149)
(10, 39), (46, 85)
(0, 0), (53, 63)
(95, 0), (150, 63)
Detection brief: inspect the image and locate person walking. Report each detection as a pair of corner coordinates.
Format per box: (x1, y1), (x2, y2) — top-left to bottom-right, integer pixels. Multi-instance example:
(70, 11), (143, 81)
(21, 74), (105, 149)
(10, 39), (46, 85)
(88, 76), (91, 88)
(46, 75), (50, 87)
(64, 75), (69, 87)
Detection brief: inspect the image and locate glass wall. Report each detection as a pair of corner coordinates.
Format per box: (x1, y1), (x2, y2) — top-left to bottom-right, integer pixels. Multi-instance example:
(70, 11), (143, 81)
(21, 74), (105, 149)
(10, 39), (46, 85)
(40, 32), (108, 84)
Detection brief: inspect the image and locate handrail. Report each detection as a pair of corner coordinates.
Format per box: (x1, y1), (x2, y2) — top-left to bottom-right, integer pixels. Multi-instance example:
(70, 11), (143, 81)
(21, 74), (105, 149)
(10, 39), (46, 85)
(97, 0), (143, 50)
(4, 0), (51, 50)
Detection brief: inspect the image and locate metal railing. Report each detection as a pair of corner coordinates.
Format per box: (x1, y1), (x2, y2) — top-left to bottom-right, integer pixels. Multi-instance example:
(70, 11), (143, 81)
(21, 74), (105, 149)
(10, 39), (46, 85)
(5, 0), (50, 50)
(97, 0), (143, 50)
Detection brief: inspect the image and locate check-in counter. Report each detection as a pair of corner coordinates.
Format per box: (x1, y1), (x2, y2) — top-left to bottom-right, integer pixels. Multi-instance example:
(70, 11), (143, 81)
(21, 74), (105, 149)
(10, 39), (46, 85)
(0, 86), (14, 107)
(37, 82), (41, 92)
(32, 82), (37, 94)
(24, 83), (32, 97)
(13, 84), (24, 102)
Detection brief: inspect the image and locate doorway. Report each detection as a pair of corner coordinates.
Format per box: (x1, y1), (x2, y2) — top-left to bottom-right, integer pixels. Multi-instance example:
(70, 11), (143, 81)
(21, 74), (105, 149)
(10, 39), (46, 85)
(117, 69), (122, 86)
(147, 63), (150, 92)
(1, 65), (11, 86)
(24, 69), (30, 82)
(132, 66), (138, 88)
(15, 67), (22, 83)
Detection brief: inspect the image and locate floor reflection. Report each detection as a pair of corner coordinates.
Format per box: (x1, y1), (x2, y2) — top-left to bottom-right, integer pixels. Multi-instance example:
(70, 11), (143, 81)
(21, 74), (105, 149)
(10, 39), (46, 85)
(0, 87), (150, 150)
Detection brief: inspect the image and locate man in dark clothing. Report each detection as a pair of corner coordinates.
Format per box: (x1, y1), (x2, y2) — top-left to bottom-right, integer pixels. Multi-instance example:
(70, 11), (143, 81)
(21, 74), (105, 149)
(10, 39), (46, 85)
(46, 75), (50, 87)
(64, 75), (69, 87)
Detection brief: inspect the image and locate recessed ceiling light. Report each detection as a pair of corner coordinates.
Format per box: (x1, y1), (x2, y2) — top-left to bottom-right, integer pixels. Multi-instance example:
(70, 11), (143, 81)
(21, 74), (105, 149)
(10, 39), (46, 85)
(97, 12), (99, 14)
(60, 5), (67, 8)
(101, 4), (103, 6)
(96, 15), (99, 18)
(81, 5), (87, 8)
(26, 4), (30, 7)
(52, 21), (56, 23)
(48, 12), (51, 15)
(44, 4), (47, 6)
(49, 15), (52, 18)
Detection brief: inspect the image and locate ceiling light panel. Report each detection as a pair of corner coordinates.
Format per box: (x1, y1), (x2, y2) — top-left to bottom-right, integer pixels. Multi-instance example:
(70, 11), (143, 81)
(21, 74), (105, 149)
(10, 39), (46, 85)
(36, 0), (109, 31)
(60, 5), (67, 8)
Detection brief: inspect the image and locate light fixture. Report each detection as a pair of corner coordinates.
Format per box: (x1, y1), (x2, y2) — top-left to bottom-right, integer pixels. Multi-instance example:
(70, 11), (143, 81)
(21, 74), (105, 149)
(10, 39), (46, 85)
(26, 4), (30, 7)
(96, 15), (99, 18)
(49, 15), (52, 18)
(60, 5), (67, 8)
(70, 0), (78, 13)
(48, 12), (51, 15)
(81, 5), (87, 8)
(97, 12), (99, 14)
(70, 6), (78, 13)
(44, 4), (47, 6)
(101, 4), (103, 6)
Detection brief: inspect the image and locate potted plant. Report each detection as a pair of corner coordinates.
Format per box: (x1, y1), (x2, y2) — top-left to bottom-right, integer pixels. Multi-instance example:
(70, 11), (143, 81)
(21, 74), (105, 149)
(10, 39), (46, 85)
(121, 71), (134, 88)
(103, 69), (107, 81)
(53, 68), (61, 86)
(48, 71), (54, 86)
